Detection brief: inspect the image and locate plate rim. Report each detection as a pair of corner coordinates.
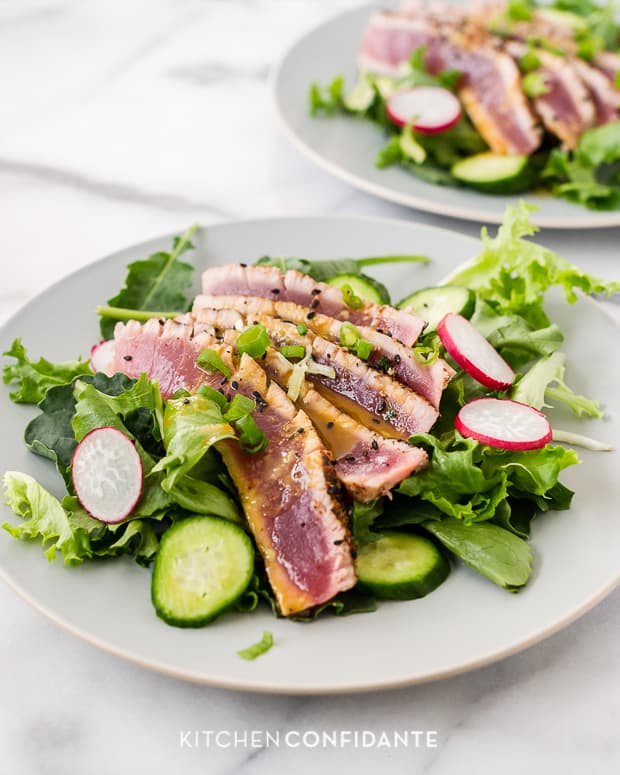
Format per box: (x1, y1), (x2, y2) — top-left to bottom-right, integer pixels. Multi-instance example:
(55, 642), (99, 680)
(2, 214), (620, 695)
(271, 3), (620, 230)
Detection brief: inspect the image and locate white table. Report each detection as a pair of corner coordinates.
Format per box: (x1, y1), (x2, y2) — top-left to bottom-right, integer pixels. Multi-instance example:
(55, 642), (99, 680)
(1, 2), (619, 773)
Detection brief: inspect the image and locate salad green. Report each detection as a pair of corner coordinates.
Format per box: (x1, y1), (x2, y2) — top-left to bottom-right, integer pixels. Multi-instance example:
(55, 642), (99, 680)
(1, 204), (618, 633)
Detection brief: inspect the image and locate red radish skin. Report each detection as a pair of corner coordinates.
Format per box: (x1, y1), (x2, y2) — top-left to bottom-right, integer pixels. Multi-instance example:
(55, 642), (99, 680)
(438, 313), (515, 390)
(386, 87), (462, 133)
(456, 398), (553, 451)
(72, 427), (143, 523)
(90, 339), (116, 375)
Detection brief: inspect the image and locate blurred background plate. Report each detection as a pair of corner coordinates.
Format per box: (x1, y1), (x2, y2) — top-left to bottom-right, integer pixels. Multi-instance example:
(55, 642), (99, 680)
(273, 3), (620, 229)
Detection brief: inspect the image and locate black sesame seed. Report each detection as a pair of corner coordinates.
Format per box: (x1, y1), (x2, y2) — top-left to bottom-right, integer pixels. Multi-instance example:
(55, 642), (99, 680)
(326, 421), (334, 429)
(372, 418), (381, 425)
(377, 399), (387, 413)
(394, 354), (401, 364)
(297, 427), (305, 434)
(333, 539), (344, 546)
(158, 319), (165, 326)
(271, 288), (280, 295)
(183, 398), (191, 405)
(240, 262), (247, 267)
(306, 311), (316, 320)
(311, 298), (320, 309)
(371, 439), (379, 450)
(311, 288), (321, 296)
(123, 354), (133, 361)
(346, 455), (356, 463)
(327, 484), (340, 495)
(231, 380), (238, 389)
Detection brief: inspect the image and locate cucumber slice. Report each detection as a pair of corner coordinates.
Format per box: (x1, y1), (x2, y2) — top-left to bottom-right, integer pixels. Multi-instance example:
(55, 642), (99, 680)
(356, 531), (449, 600)
(327, 273), (390, 304)
(397, 285), (475, 332)
(451, 153), (534, 194)
(152, 516), (254, 627)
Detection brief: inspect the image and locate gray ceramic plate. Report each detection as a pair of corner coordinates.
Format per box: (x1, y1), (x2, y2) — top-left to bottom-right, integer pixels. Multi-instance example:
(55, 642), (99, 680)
(1, 216), (619, 694)
(273, 3), (620, 229)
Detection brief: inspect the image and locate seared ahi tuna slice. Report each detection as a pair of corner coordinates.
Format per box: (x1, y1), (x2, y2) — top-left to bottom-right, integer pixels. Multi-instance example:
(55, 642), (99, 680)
(109, 320), (356, 615)
(258, 346), (428, 501)
(595, 52), (620, 84)
(193, 294), (454, 409)
(109, 317), (235, 398)
(217, 354), (356, 615)
(246, 315), (439, 439)
(358, 11), (435, 75)
(572, 58), (620, 125)
(357, 10), (541, 154)
(201, 264), (425, 346)
(506, 42), (595, 148)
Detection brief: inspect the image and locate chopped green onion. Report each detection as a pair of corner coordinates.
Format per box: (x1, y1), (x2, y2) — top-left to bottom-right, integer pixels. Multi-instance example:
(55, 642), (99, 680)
(508, 0), (533, 21)
(196, 385), (229, 410)
(287, 365), (306, 402)
(409, 45), (427, 72)
(413, 337), (441, 365)
(306, 359), (336, 379)
(224, 394), (256, 422)
(339, 322), (360, 348)
(237, 324), (271, 358)
(279, 345), (306, 360)
(171, 388), (191, 400)
(615, 71), (620, 90)
(341, 284), (364, 309)
(519, 48), (541, 72)
(522, 72), (550, 98)
(196, 349), (232, 379)
(355, 339), (373, 361)
(235, 414), (268, 454)
(296, 323), (308, 335)
(237, 630), (274, 660)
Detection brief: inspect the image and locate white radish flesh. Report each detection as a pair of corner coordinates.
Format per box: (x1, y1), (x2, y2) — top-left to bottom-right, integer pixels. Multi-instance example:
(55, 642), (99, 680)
(438, 313), (515, 390)
(386, 87), (461, 133)
(456, 398), (552, 450)
(72, 427), (143, 523)
(90, 339), (116, 375)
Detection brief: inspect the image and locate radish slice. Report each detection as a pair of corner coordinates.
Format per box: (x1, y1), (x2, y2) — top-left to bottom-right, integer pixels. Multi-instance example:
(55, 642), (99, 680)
(72, 427), (143, 523)
(90, 339), (116, 375)
(438, 313), (515, 390)
(456, 398), (552, 451)
(386, 87), (461, 133)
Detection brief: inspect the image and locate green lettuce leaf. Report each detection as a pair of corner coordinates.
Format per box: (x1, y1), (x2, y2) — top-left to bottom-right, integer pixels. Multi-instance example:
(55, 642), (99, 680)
(98, 225), (198, 339)
(2, 472), (92, 564)
(24, 373), (138, 485)
(469, 298), (564, 368)
(398, 433), (578, 524)
(1, 472), (171, 567)
(443, 203), (620, 318)
(72, 373), (164, 447)
(152, 392), (236, 487)
(512, 351), (604, 418)
(423, 518), (532, 591)
(3, 338), (91, 405)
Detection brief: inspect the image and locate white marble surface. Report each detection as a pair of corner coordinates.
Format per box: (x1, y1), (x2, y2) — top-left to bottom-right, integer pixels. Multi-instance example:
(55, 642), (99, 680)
(1, 1), (620, 773)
